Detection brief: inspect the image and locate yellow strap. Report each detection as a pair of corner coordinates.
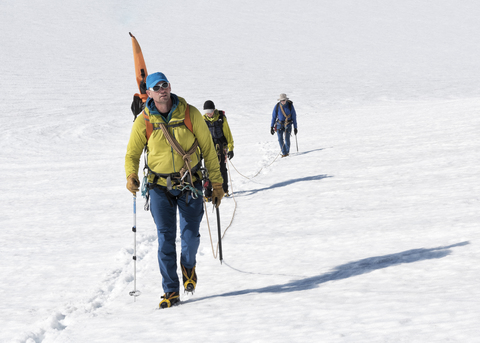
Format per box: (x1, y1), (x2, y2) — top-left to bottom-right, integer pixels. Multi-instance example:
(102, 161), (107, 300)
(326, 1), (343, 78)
(159, 293), (179, 308)
(279, 103), (292, 122)
(158, 123), (199, 185)
(182, 265), (197, 289)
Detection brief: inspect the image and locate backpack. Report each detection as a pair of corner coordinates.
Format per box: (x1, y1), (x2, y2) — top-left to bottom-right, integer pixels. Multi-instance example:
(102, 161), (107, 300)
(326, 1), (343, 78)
(204, 110), (226, 147)
(274, 101), (293, 129)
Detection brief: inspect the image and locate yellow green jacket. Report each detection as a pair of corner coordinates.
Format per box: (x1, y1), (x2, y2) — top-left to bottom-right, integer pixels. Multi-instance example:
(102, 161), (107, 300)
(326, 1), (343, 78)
(125, 95), (222, 187)
(203, 110), (234, 152)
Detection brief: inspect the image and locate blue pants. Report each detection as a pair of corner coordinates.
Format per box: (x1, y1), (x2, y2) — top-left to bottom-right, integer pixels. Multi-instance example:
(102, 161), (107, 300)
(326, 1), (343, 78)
(149, 184), (204, 293)
(277, 124), (292, 155)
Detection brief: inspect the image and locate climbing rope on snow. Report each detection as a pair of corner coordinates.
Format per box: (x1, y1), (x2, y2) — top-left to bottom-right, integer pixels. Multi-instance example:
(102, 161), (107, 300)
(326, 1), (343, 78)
(204, 140), (286, 260)
(204, 158), (237, 260)
(229, 142), (285, 180)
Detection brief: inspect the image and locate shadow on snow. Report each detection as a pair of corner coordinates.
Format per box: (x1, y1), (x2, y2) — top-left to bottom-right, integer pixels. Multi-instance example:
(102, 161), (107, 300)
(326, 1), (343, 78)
(186, 241), (469, 303)
(234, 174), (332, 197)
(292, 147), (326, 156)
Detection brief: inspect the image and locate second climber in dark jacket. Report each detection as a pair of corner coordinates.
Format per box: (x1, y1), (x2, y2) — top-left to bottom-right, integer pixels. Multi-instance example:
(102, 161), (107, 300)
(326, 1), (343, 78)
(203, 100), (234, 197)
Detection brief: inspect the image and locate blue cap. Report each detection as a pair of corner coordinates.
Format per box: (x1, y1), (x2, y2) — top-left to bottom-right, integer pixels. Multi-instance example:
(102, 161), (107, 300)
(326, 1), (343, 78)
(146, 72), (169, 89)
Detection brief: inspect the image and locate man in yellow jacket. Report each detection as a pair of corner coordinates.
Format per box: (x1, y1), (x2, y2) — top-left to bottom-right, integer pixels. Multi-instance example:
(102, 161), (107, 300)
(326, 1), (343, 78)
(125, 72), (224, 308)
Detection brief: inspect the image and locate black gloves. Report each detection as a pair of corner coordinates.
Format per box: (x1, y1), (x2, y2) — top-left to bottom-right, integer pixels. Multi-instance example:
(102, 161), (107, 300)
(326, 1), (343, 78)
(270, 127), (275, 135)
(227, 151), (234, 160)
(294, 128), (298, 135)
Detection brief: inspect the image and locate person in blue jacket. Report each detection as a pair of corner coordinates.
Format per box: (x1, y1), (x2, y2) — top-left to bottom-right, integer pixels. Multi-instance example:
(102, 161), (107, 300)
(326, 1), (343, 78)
(270, 93), (298, 157)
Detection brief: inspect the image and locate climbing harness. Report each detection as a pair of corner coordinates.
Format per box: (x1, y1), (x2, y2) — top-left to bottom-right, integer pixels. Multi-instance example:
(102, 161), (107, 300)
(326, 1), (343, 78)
(274, 101), (293, 130)
(140, 105), (201, 210)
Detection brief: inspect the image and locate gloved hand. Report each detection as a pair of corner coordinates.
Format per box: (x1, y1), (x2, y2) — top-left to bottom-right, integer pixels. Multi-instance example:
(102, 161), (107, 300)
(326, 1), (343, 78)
(126, 173), (140, 194)
(211, 182), (224, 207)
(227, 151), (234, 160)
(294, 128), (298, 135)
(270, 127), (275, 135)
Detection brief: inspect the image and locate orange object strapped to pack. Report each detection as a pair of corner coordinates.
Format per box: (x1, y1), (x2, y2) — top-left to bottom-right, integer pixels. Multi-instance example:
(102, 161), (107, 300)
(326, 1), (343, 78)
(130, 32), (193, 137)
(129, 32), (148, 102)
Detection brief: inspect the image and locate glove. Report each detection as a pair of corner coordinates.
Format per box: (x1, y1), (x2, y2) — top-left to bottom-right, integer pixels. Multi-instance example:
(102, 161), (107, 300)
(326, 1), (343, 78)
(211, 182), (224, 207)
(126, 173), (140, 194)
(294, 128), (298, 135)
(227, 151), (234, 160)
(270, 127), (275, 135)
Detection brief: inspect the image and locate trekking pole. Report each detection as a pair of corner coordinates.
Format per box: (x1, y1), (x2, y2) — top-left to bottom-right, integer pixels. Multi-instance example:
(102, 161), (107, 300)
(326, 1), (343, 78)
(216, 205), (223, 264)
(295, 134), (299, 152)
(129, 194), (141, 301)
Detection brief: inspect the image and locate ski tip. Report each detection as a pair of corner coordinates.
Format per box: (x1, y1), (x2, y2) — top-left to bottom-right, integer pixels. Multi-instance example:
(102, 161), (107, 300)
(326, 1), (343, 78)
(129, 32), (134, 38)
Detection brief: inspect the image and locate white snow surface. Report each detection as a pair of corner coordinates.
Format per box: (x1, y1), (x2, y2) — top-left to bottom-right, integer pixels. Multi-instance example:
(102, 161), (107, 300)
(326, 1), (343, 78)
(1, 0), (480, 342)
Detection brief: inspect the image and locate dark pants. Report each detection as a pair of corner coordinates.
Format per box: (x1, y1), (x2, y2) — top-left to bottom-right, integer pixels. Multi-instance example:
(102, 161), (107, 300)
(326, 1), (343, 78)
(204, 144), (228, 196)
(277, 124), (292, 155)
(219, 148), (228, 193)
(149, 183), (204, 293)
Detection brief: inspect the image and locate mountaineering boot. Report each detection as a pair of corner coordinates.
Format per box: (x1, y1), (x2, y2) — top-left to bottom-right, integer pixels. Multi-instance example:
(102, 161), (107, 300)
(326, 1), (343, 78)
(224, 191), (231, 198)
(159, 292), (180, 309)
(182, 264), (197, 293)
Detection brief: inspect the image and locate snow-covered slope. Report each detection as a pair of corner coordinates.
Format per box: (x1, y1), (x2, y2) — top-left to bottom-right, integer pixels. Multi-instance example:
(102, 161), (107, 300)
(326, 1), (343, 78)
(1, 1), (479, 342)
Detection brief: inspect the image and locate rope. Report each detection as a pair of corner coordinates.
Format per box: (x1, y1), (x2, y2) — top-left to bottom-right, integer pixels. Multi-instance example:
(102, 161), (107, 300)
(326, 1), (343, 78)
(204, 133), (289, 259)
(158, 123), (199, 187)
(204, 200), (218, 259)
(222, 158), (237, 239)
(229, 140), (285, 180)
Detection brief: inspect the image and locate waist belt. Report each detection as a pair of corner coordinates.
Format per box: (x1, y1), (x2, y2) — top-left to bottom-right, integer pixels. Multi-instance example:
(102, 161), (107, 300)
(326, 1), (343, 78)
(148, 161), (202, 188)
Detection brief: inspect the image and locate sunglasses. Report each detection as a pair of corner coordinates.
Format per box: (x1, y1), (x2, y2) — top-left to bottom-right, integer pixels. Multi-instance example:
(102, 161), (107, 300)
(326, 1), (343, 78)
(150, 82), (169, 91)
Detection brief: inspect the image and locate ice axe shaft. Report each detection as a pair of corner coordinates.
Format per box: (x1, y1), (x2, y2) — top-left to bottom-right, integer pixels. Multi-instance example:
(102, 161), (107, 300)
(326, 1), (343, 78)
(216, 206), (223, 264)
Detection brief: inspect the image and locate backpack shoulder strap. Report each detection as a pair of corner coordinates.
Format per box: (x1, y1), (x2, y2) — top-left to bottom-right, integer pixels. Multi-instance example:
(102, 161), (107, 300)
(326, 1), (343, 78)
(143, 111), (153, 142)
(279, 103), (291, 120)
(184, 104), (193, 133)
(274, 103), (280, 118)
(144, 105), (193, 143)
